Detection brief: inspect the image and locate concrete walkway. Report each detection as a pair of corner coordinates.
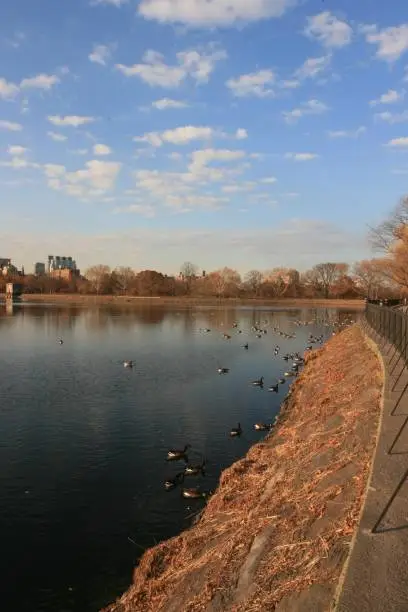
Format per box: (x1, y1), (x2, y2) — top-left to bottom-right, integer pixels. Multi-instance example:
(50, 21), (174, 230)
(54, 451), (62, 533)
(335, 321), (408, 612)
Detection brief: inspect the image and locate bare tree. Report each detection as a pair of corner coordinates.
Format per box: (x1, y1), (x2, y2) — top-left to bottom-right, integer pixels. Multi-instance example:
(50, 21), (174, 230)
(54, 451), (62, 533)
(115, 266), (136, 295)
(311, 263), (349, 298)
(353, 259), (384, 298)
(245, 270), (263, 296)
(180, 261), (198, 294)
(85, 265), (111, 294)
(370, 196), (408, 251)
(208, 267), (241, 297)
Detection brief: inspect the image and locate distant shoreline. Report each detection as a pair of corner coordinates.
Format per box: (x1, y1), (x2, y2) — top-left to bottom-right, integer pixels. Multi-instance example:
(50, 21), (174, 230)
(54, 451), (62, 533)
(6, 294), (366, 309)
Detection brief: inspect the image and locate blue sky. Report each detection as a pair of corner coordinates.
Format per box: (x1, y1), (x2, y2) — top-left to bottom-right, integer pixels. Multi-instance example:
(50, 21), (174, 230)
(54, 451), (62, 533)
(1, 0), (408, 274)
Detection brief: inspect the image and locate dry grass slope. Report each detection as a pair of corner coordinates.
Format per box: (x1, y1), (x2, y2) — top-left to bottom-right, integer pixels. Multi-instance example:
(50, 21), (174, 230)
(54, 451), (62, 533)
(103, 326), (383, 612)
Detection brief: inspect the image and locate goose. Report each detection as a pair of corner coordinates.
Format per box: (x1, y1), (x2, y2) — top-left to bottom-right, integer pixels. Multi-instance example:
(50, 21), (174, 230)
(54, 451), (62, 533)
(230, 423), (242, 437)
(268, 383), (279, 393)
(58, 338), (64, 345)
(185, 460), (206, 476)
(164, 472), (184, 490)
(254, 423), (272, 431)
(167, 444), (191, 461)
(256, 334), (263, 339)
(284, 371), (296, 377)
(282, 355), (290, 361)
(123, 360), (133, 368)
(223, 333), (232, 340)
(251, 376), (264, 387)
(182, 488), (207, 499)
(243, 343), (249, 350)
(278, 378), (286, 385)
(232, 322), (238, 328)
(217, 367), (229, 374)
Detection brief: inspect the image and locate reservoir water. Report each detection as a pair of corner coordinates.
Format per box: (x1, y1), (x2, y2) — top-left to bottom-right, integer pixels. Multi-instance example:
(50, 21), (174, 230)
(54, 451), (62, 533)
(0, 303), (360, 611)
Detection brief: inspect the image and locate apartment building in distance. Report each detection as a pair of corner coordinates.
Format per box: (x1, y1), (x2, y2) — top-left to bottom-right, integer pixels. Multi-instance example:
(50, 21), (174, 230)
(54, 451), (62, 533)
(47, 255), (80, 280)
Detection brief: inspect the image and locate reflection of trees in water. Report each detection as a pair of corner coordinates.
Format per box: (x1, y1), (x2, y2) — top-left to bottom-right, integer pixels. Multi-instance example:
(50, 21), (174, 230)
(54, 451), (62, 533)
(83, 305), (167, 332)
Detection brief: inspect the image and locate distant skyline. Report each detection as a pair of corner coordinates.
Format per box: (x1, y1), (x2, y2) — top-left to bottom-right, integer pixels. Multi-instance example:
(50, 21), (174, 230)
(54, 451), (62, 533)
(1, 1), (407, 271)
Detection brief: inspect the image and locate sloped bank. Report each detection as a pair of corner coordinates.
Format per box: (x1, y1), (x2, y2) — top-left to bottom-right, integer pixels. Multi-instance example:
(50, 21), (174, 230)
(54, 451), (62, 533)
(103, 326), (383, 612)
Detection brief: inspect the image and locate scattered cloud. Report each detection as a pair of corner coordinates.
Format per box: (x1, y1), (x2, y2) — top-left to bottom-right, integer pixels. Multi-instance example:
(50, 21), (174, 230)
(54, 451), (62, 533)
(283, 99), (328, 123)
(280, 79), (300, 89)
(366, 24), (408, 62)
(7, 145), (27, 156)
(0, 77), (19, 99)
(48, 115), (95, 127)
(304, 11), (352, 48)
(115, 204), (156, 217)
(226, 69), (275, 97)
(0, 120), (22, 131)
(235, 128), (248, 140)
(370, 89), (404, 106)
(44, 159), (122, 198)
(138, 0), (296, 28)
(374, 110), (408, 124)
(295, 55), (331, 80)
(116, 47), (226, 87)
(20, 74), (60, 91)
(152, 98), (188, 110)
(260, 177), (277, 184)
(285, 152), (319, 161)
(92, 0), (128, 6)
(134, 125), (215, 147)
(327, 126), (366, 138)
(385, 137), (408, 147)
(222, 182), (256, 193)
(89, 44), (112, 66)
(93, 143), (112, 155)
(47, 131), (67, 142)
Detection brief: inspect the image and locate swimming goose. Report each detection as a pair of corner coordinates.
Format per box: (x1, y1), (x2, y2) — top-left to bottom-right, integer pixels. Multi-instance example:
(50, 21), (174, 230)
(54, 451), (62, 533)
(254, 423), (273, 431)
(167, 444), (191, 460)
(164, 472), (185, 490)
(223, 333), (232, 340)
(182, 488), (207, 499)
(284, 371), (296, 377)
(251, 376), (264, 387)
(243, 343), (249, 350)
(123, 360), (133, 368)
(278, 378), (286, 385)
(58, 339), (64, 345)
(230, 423), (242, 437)
(184, 460), (206, 476)
(268, 383), (279, 393)
(217, 367), (229, 374)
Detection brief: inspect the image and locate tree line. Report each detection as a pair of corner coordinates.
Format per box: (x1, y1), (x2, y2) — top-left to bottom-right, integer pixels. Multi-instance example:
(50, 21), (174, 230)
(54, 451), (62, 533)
(2, 196), (408, 299)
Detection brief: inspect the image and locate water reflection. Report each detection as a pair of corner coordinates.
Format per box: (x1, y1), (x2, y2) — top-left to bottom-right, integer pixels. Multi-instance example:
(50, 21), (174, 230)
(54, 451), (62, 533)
(0, 303), (361, 612)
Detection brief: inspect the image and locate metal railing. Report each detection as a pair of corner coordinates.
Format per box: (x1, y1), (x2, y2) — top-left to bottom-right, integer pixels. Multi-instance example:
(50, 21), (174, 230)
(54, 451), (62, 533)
(365, 303), (408, 366)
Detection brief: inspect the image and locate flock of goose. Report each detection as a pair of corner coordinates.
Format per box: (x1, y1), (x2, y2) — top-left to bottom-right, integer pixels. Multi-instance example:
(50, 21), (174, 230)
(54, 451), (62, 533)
(158, 318), (328, 501)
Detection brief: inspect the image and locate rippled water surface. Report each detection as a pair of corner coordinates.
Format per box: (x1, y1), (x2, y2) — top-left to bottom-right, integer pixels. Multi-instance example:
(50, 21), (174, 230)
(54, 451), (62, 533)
(0, 302), (360, 611)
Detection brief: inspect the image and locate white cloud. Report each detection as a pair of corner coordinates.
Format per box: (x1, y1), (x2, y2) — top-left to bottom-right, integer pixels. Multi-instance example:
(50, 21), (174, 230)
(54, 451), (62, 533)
(152, 98), (188, 110)
(304, 11), (352, 48)
(189, 148), (245, 173)
(386, 137), (408, 147)
(369, 89), (404, 106)
(226, 69), (274, 97)
(44, 159), (121, 198)
(20, 74), (60, 90)
(222, 182), (256, 193)
(327, 126), (366, 138)
(47, 131), (67, 142)
(374, 111), (408, 124)
(285, 152), (319, 161)
(115, 204), (156, 217)
(0, 77), (19, 99)
(280, 79), (300, 89)
(70, 149), (89, 156)
(92, 0), (128, 5)
(134, 125), (214, 147)
(0, 120), (22, 131)
(93, 143), (112, 156)
(116, 47), (226, 87)
(295, 55), (331, 80)
(283, 99), (328, 123)
(48, 115), (95, 127)
(261, 176), (277, 183)
(366, 24), (408, 62)
(235, 128), (248, 140)
(7, 145), (27, 156)
(89, 44), (112, 66)
(138, 0), (296, 27)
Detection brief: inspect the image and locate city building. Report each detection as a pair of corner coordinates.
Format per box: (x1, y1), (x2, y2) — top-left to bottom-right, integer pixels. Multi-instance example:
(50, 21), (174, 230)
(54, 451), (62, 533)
(50, 268), (79, 281)
(0, 258), (19, 277)
(34, 262), (46, 276)
(47, 255), (78, 274)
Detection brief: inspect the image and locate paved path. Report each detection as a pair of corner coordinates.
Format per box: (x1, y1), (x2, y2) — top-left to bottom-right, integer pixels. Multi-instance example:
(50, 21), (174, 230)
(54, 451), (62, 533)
(335, 321), (408, 612)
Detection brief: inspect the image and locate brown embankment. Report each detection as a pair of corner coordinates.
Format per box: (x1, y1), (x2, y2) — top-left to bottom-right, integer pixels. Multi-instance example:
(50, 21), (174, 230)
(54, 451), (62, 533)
(17, 294), (365, 309)
(102, 326), (383, 612)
